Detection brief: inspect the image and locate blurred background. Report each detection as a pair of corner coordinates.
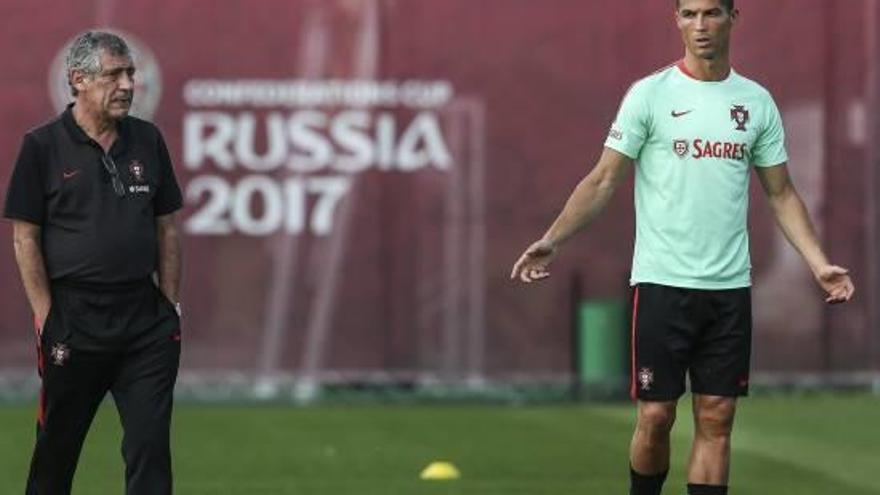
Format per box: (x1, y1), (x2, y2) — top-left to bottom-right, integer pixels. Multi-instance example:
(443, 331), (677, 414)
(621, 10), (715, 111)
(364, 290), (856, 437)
(2, 2), (880, 494)
(0, 0), (878, 402)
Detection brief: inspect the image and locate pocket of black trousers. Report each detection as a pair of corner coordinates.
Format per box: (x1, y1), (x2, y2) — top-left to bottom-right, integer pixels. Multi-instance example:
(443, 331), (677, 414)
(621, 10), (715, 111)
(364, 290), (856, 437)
(38, 304), (55, 346)
(154, 286), (180, 323)
(42, 295), (74, 345)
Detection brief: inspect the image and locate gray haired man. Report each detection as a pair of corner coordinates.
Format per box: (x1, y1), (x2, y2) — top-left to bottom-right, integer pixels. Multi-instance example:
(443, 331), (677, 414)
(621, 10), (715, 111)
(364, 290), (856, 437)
(4, 31), (183, 494)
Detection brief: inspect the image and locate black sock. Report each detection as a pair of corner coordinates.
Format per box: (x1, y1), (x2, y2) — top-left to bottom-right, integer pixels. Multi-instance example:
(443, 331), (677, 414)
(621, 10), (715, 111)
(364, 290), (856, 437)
(629, 466), (669, 495)
(687, 484), (728, 495)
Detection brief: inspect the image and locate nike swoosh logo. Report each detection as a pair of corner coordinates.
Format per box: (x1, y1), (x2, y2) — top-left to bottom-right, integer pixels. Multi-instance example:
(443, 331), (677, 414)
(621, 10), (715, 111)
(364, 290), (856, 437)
(62, 170), (81, 180)
(671, 110), (693, 118)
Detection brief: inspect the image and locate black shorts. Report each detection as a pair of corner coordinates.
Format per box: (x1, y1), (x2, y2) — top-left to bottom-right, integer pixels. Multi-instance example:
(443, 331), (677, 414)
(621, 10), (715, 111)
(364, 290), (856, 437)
(629, 283), (752, 401)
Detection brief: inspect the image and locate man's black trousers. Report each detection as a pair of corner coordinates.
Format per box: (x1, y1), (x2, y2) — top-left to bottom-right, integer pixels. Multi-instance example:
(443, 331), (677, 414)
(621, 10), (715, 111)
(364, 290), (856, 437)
(25, 280), (181, 495)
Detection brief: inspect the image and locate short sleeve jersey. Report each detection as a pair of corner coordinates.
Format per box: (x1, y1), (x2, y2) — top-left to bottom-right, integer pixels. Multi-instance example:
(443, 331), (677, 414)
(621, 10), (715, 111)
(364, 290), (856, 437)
(3, 104), (183, 284)
(604, 63), (788, 289)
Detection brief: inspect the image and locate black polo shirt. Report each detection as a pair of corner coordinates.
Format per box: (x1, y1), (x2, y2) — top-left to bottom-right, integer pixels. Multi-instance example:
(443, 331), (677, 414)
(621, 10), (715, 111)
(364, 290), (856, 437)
(4, 104), (182, 285)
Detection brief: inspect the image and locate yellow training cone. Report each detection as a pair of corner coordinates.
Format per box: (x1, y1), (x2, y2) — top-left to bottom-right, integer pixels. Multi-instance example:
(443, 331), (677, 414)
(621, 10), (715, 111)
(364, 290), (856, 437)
(420, 461), (461, 480)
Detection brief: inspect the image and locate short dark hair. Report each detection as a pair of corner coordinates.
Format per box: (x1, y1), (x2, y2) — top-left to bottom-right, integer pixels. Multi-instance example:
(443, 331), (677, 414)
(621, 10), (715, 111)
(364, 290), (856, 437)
(676, 0), (735, 12)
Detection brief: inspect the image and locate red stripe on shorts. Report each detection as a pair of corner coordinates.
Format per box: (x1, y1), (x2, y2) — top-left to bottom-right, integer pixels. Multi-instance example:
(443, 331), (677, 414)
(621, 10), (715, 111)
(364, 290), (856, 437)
(629, 286), (640, 400)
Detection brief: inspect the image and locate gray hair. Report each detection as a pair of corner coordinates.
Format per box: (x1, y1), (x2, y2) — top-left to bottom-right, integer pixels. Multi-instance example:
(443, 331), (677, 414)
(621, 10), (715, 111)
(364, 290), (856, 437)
(66, 31), (130, 96)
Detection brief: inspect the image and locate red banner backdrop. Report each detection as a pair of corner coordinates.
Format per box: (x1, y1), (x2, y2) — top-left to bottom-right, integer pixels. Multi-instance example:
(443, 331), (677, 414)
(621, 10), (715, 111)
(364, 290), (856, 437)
(0, 0), (874, 393)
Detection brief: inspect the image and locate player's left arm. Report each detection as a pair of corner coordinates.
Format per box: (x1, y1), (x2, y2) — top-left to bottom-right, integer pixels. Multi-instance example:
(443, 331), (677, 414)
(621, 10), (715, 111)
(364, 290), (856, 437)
(156, 212), (181, 308)
(755, 164), (854, 303)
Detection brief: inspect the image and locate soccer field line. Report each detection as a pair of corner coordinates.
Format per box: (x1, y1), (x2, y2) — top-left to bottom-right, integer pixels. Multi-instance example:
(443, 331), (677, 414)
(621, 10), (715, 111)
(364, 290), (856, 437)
(727, 426), (879, 493)
(580, 402), (879, 493)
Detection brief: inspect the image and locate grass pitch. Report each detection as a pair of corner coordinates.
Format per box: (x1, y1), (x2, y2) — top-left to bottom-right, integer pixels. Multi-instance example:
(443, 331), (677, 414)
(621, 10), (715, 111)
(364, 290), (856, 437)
(0, 395), (876, 494)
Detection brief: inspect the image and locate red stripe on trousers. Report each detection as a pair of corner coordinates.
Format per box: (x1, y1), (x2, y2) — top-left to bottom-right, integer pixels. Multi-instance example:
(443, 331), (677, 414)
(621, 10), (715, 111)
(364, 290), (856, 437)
(34, 315), (45, 427)
(630, 286), (640, 400)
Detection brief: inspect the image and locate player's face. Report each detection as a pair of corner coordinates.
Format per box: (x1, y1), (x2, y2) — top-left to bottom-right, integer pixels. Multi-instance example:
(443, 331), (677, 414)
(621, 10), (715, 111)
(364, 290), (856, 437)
(675, 0), (738, 60)
(75, 51), (136, 121)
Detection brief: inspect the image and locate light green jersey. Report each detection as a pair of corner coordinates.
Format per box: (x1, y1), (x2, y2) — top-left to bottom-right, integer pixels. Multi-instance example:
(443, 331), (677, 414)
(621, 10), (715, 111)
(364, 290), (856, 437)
(604, 63), (788, 289)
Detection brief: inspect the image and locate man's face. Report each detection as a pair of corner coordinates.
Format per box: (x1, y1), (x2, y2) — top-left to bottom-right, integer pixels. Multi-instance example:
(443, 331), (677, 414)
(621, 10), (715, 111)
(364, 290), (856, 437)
(675, 0), (737, 60)
(73, 50), (135, 121)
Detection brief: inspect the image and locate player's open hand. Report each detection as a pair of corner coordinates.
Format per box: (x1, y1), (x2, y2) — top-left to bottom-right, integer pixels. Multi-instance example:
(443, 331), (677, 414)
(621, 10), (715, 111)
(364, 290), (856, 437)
(510, 239), (557, 283)
(815, 265), (854, 304)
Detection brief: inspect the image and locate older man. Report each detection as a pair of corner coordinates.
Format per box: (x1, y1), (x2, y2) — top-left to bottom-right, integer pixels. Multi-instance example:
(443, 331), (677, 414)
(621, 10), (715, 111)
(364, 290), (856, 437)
(4, 31), (182, 494)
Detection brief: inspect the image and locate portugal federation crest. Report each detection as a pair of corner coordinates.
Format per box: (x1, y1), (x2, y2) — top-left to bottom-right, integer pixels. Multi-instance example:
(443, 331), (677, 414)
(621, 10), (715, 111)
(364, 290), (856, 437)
(730, 104), (749, 132)
(129, 160), (145, 183)
(638, 367), (654, 391)
(50, 343), (71, 366)
(673, 139), (689, 158)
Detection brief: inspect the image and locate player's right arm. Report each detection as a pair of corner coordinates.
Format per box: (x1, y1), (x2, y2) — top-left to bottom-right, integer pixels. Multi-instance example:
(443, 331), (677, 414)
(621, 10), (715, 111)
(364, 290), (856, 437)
(12, 220), (51, 329)
(510, 147), (633, 283)
(5, 133), (51, 329)
(511, 78), (650, 283)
